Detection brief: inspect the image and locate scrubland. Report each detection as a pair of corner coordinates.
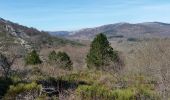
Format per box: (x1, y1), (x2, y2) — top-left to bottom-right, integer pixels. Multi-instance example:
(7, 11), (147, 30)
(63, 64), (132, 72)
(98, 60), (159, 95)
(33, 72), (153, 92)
(0, 38), (170, 100)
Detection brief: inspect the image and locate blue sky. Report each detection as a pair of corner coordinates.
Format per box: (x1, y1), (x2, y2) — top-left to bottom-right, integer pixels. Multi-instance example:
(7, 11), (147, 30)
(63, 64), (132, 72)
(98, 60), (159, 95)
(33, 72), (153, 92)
(0, 0), (170, 31)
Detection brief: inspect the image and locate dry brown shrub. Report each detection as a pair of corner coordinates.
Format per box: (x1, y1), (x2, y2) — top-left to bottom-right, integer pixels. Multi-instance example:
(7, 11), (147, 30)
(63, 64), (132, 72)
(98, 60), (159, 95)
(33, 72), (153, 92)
(124, 39), (170, 99)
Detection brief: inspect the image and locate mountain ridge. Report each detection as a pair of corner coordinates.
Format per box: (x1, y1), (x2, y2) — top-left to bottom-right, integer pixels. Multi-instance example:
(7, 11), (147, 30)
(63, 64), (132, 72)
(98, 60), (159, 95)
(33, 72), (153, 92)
(0, 18), (77, 54)
(50, 22), (170, 40)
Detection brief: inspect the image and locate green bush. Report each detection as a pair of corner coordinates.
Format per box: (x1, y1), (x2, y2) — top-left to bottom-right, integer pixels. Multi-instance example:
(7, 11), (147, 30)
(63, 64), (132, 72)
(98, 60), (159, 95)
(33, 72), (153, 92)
(86, 33), (118, 70)
(4, 82), (42, 100)
(48, 50), (57, 61)
(48, 51), (73, 70)
(76, 84), (159, 100)
(25, 50), (42, 65)
(76, 85), (135, 100)
(76, 85), (112, 100)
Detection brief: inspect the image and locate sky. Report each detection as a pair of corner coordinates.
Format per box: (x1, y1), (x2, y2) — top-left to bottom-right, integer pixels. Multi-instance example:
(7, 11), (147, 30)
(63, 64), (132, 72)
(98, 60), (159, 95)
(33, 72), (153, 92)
(0, 0), (170, 31)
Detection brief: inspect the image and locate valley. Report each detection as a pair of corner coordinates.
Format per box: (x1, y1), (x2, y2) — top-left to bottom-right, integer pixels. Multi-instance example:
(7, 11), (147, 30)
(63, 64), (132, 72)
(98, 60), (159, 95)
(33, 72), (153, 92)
(0, 18), (170, 100)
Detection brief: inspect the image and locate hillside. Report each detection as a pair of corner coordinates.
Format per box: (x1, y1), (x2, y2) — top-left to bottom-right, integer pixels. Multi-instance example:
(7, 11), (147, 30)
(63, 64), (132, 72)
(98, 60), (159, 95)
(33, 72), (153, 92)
(51, 22), (170, 40)
(0, 18), (77, 54)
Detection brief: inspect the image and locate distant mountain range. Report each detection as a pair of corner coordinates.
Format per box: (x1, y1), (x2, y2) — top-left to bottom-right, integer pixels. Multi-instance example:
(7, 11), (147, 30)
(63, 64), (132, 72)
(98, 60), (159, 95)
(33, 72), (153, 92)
(50, 22), (170, 40)
(49, 31), (70, 37)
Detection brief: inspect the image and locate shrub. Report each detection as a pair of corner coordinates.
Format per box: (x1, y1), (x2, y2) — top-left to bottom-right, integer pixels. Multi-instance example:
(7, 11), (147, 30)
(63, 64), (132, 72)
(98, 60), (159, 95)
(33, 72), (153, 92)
(48, 50), (57, 61)
(76, 85), (159, 100)
(86, 33), (119, 70)
(76, 85), (112, 100)
(25, 50), (42, 65)
(4, 82), (42, 100)
(48, 51), (73, 70)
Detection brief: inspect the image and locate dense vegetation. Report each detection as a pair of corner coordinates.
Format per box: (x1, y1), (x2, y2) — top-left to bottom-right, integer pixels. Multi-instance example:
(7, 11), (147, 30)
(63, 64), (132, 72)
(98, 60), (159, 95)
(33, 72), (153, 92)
(49, 51), (73, 70)
(4, 82), (41, 100)
(0, 34), (168, 99)
(25, 50), (42, 65)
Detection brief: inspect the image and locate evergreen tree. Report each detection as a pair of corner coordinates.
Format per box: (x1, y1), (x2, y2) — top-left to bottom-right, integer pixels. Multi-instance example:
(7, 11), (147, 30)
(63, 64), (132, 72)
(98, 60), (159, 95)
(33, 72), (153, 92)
(25, 50), (42, 65)
(48, 50), (57, 61)
(48, 51), (73, 70)
(86, 33), (118, 70)
(56, 51), (73, 70)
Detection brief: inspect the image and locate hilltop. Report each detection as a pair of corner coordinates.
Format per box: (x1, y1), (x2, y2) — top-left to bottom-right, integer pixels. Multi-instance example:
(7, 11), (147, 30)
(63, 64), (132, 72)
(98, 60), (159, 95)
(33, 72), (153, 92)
(51, 22), (170, 40)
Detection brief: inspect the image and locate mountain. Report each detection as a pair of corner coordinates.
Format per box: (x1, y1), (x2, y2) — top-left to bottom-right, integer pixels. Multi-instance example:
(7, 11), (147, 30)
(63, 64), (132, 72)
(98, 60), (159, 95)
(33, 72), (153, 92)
(63, 22), (170, 40)
(49, 31), (70, 37)
(0, 18), (76, 54)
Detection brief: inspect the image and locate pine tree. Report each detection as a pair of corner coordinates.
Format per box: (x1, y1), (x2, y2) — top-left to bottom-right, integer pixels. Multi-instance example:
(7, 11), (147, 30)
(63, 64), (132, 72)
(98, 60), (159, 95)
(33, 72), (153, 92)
(56, 52), (73, 70)
(48, 50), (57, 61)
(48, 51), (73, 70)
(25, 50), (42, 65)
(86, 33), (118, 70)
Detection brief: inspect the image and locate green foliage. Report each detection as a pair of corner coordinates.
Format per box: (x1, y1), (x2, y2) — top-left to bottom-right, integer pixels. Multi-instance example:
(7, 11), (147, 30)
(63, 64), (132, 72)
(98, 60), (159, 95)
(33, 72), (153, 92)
(48, 50), (57, 61)
(56, 51), (73, 70)
(60, 71), (115, 86)
(76, 85), (111, 100)
(25, 50), (42, 65)
(86, 33), (118, 70)
(111, 89), (135, 100)
(48, 51), (73, 70)
(76, 84), (159, 100)
(4, 82), (41, 99)
(73, 72), (159, 100)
